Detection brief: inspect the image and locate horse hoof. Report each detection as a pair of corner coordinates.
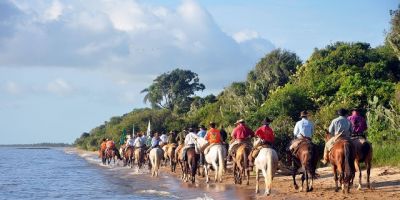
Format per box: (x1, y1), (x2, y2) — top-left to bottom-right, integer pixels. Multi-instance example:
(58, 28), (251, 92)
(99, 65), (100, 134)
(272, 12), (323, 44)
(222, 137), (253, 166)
(357, 185), (362, 190)
(265, 190), (271, 196)
(294, 185), (299, 190)
(335, 188), (339, 192)
(308, 187), (313, 192)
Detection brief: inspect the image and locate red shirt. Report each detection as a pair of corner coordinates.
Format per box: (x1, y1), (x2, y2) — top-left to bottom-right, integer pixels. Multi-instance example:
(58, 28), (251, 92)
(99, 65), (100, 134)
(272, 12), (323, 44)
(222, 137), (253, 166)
(232, 124), (254, 141)
(255, 125), (275, 144)
(205, 128), (222, 144)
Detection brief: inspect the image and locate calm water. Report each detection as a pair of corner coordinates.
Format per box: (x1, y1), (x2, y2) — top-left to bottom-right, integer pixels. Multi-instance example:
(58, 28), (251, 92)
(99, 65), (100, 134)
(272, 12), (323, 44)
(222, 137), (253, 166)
(0, 147), (253, 200)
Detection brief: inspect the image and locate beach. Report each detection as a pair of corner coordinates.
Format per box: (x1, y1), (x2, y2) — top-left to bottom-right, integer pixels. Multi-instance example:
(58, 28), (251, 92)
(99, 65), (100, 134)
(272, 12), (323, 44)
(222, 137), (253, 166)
(71, 147), (400, 200)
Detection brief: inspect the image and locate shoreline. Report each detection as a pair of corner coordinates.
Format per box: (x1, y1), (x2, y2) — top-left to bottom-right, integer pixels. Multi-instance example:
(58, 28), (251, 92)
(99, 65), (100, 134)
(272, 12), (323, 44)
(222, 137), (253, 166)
(68, 147), (400, 200)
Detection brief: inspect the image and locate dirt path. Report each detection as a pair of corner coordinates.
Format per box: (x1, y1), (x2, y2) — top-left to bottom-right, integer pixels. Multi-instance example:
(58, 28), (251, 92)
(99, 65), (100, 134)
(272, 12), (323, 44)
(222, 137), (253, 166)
(72, 148), (400, 199)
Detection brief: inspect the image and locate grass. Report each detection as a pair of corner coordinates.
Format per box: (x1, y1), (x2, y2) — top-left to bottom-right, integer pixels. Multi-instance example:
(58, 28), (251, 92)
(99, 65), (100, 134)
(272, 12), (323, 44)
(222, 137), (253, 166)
(372, 142), (400, 167)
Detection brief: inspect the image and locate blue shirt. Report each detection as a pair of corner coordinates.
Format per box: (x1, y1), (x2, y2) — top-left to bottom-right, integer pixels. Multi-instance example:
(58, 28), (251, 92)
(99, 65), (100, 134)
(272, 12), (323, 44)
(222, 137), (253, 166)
(328, 116), (352, 137)
(293, 118), (314, 138)
(151, 137), (160, 148)
(197, 130), (206, 138)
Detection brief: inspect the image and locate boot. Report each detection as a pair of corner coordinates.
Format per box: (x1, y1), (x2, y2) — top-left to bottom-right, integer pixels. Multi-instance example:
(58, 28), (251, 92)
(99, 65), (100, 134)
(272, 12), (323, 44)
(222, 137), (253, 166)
(320, 151), (329, 165)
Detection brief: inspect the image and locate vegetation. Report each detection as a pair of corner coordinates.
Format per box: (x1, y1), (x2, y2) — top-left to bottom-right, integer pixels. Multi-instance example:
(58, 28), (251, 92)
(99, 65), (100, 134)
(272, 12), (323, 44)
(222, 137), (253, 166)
(75, 7), (400, 166)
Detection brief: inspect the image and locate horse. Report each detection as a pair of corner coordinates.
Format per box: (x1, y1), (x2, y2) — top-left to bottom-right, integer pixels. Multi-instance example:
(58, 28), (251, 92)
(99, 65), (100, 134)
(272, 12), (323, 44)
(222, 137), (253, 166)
(232, 143), (252, 185)
(105, 148), (116, 165)
(124, 146), (134, 168)
(175, 144), (186, 180)
(149, 147), (163, 177)
(350, 137), (372, 190)
(184, 147), (199, 183)
(325, 133), (356, 193)
(291, 138), (319, 192)
(204, 144), (226, 183)
(164, 143), (177, 172)
(254, 145), (279, 195)
(134, 147), (145, 169)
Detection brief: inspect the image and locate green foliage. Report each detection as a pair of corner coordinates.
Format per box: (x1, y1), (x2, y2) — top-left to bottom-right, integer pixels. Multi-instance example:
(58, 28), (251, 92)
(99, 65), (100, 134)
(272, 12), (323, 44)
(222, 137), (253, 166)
(141, 68), (205, 113)
(373, 142), (400, 167)
(386, 5), (400, 58)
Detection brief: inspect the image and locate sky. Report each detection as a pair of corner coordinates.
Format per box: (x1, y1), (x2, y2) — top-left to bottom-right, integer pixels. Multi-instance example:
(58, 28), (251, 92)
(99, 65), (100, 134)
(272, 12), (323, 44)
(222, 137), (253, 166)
(0, 0), (398, 144)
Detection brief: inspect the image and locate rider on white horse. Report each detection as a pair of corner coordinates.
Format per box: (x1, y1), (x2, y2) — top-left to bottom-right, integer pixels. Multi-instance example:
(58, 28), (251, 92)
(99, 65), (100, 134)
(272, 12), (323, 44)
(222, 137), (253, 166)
(200, 122), (222, 165)
(248, 118), (275, 169)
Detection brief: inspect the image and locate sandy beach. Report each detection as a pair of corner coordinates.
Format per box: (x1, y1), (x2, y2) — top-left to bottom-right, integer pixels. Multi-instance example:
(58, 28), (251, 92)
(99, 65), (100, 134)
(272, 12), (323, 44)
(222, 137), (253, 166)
(70, 148), (400, 200)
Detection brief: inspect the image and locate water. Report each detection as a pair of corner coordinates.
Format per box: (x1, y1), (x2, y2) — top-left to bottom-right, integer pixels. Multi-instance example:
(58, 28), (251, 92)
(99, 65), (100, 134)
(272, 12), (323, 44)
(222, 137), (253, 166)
(0, 147), (253, 200)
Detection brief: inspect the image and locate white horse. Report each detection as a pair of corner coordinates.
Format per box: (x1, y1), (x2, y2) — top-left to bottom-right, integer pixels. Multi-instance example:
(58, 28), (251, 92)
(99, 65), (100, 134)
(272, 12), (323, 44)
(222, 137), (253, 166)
(253, 138), (279, 195)
(149, 147), (163, 177)
(194, 137), (226, 183)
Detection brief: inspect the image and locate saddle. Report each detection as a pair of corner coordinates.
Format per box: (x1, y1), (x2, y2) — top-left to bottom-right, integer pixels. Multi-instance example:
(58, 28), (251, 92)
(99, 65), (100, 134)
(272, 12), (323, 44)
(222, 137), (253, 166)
(291, 138), (313, 155)
(231, 142), (251, 158)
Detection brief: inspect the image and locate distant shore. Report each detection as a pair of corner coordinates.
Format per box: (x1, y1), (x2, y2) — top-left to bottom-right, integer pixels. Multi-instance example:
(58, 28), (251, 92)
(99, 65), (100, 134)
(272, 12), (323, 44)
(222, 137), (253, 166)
(0, 143), (72, 148)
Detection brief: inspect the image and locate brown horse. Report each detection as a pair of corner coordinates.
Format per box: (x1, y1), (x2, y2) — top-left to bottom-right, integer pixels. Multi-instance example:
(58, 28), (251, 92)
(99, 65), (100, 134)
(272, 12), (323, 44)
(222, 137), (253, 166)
(184, 147), (199, 184)
(350, 137), (372, 190)
(233, 143), (252, 185)
(105, 148), (116, 165)
(124, 146), (134, 168)
(325, 133), (356, 193)
(164, 143), (177, 172)
(291, 139), (319, 192)
(175, 144), (186, 180)
(134, 147), (145, 169)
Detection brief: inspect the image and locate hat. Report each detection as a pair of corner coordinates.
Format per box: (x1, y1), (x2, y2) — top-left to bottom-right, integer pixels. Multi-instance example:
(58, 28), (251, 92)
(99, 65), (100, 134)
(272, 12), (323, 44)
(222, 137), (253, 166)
(235, 119), (245, 124)
(300, 110), (308, 118)
(209, 121), (216, 126)
(199, 125), (206, 129)
(127, 135), (131, 139)
(262, 118), (272, 125)
(337, 108), (348, 116)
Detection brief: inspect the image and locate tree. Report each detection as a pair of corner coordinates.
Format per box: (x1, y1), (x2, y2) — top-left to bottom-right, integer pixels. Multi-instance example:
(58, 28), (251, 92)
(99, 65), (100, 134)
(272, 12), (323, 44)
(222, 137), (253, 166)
(387, 5), (400, 59)
(141, 69), (205, 112)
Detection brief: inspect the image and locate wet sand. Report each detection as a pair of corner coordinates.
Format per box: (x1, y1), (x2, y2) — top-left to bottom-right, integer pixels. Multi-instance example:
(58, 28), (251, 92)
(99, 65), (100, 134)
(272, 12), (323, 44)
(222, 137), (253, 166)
(69, 148), (400, 200)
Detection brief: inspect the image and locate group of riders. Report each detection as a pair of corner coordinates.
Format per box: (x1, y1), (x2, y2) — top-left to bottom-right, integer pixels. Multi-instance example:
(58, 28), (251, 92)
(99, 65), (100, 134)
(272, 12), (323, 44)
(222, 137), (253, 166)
(99, 107), (368, 170)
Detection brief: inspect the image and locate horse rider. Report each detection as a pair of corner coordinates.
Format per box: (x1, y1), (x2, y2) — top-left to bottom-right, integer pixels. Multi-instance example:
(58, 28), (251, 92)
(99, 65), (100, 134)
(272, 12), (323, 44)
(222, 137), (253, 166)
(159, 132), (168, 147)
(175, 129), (187, 159)
(99, 138), (107, 158)
(200, 122), (222, 164)
(181, 128), (200, 162)
(248, 117), (275, 169)
(289, 111), (314, 154)
(197, 125), (207, 138)
(124, 134), (135, 153)
(347, 108), (367, 138)
(133, 132), (146, 149)
(228, 119), (255, 161)
(146, 132), (162, 154)
(106, 138), (122, 160)
(167, 131), (177, 144)
(321, 108), (353, 164)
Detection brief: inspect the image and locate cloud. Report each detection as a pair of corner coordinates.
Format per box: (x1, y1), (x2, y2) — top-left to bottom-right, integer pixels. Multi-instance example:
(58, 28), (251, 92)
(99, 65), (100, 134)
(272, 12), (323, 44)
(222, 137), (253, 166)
(3, 81), (23, 95)
(47, 78), (74, 96)
(0, 0), (275, 90)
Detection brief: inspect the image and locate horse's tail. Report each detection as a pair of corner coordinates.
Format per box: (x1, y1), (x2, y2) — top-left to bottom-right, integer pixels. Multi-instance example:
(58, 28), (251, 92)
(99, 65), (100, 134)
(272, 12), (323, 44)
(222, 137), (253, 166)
(360, 142), (371, 162)
(344, 142), (354, 183)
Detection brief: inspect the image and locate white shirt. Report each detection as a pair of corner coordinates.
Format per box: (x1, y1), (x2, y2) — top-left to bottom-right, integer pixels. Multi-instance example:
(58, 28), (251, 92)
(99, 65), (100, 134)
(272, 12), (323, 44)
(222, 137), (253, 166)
(185, 132), (199, 146)
(133, 137), (144, 147)
(126, 138), (135, 147)
(293, 118), (314, 138)
(160, 134), (168, 143)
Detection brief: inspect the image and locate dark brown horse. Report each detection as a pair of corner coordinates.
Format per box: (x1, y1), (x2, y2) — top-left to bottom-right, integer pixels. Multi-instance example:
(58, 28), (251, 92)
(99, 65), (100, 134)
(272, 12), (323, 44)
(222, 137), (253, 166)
(184, 147), (199, 184)
(350, 137), (372, 190)
(325, 133), (356, 193)
(233, 143), (252, 185)
(291, 139), (319, 192)
(124, 146), (134, 168)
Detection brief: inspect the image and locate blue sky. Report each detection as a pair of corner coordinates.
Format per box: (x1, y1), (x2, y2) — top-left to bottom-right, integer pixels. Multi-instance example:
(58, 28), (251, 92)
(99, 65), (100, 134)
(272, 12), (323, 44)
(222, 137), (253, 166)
(0, 0), (398, 144)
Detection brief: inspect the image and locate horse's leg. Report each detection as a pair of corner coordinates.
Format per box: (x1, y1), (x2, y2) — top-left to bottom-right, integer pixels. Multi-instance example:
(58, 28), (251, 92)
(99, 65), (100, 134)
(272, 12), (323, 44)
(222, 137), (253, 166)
(305, 170), (310, 192)
(355, 160), (362, 190)
(243, 150), (249, 185)
(255, 167), (259, 194)
(233, 162), (237, 184)
(262, 168), (271, 195)
(333, 166), (339, 192)
(292, 167), (298, 190)
(300, 172), (305, 192)
(366, 160), (371, 189)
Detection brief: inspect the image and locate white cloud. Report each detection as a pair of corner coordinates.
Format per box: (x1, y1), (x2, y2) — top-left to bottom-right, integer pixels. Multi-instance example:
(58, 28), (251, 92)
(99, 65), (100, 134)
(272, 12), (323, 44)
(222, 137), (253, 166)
(233, 30), (261, 43)
(0, 0), (275, 91)
(43, 0), (64, 21)
(47, 78), (74, 96)
(3, 81), (23, 95)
